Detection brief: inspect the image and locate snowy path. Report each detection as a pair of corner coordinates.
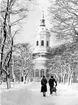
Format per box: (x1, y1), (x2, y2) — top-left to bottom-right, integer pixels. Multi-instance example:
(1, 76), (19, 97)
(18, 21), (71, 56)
(26, 82), (78, 105)
(1, 82), (78, 105)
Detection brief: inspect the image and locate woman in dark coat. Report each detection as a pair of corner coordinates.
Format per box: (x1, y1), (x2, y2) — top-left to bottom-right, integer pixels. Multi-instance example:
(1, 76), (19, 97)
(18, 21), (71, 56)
(41, 76), (47, 97)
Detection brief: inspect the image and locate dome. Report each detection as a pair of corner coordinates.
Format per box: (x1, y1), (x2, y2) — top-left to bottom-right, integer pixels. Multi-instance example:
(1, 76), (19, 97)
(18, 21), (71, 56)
(37, 26), (51, 37)
(36, 11), (51, 37)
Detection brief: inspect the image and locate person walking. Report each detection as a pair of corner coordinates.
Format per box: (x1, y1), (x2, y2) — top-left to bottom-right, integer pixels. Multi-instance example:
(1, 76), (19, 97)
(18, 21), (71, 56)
(49, 75), (57, 95)
(41, 75), (47, 97)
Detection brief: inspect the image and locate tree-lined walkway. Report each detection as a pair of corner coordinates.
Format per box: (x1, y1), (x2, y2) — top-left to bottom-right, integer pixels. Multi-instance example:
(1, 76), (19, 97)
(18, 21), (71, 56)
(1, 82), (78, 105)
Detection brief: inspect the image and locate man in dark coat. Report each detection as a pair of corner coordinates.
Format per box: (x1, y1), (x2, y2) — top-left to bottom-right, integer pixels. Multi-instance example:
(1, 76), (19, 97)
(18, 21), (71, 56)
(41, 75), (47, 97)
(49, 75), (57, 95)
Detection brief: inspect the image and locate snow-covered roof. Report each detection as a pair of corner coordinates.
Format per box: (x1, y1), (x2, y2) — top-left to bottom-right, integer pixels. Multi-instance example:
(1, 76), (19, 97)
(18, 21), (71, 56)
(34, 56), (47, 61)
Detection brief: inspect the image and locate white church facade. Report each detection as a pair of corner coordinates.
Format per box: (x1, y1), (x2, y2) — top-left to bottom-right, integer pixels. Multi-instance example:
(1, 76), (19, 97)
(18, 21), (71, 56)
(32, 13), (78, 83)
(33, 13), (51, 78)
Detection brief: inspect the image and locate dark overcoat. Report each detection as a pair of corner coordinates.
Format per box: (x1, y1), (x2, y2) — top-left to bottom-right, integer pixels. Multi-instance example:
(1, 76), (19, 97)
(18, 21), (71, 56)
(49, 78), (57, 88)
(41, 78), (47, 92)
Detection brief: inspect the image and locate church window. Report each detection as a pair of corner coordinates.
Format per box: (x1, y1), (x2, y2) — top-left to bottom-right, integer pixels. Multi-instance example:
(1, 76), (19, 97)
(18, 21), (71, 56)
(41, 40), (44, 46)
(41, 69), (44, 77)
(47, 41), (49, 46)
(35, 69), (39, 77)
(36, 41), (38, 46)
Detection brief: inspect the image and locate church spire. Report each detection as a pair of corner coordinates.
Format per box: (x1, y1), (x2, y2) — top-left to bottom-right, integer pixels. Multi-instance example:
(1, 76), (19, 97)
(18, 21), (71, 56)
(40, 10), (45, 26)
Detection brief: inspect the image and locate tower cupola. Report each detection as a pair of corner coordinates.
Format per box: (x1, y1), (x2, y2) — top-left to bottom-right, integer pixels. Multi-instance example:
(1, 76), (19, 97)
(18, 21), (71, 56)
(33, 11), (51, 54)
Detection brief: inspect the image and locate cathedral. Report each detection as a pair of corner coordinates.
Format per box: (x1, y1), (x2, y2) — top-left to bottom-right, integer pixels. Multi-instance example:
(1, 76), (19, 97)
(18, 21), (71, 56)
(33, 13), (51, 79)
(32, 12), (78, 83)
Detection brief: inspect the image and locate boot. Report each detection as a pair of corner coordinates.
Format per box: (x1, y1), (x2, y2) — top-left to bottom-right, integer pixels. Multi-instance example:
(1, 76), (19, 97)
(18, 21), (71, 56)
(43, 92), (46, 97)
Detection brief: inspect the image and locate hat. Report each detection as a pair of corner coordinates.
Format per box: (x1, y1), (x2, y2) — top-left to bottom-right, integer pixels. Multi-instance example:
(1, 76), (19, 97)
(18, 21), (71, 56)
(51, 75), (53, 78)
(43, 75), (45, 78)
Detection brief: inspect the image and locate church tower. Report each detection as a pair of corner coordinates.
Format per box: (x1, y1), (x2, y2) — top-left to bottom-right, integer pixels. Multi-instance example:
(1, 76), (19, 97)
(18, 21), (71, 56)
(33, 12), (51, 79)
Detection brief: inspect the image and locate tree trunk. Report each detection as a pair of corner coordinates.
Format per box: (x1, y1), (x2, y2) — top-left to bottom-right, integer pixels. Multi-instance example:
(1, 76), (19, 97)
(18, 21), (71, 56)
(61, 75), (63, 83)
(70, 74), (72, 85)
(63, 76), (65, 84)
(61, 67), (63, 83)
(12, 75), (16, 87)
(68, 64), (72, 85)
(12, 55), (16, 83)
(68, 75), (70, 85)
(24, 78), (26, 84)
(6, 74), (11, 89)
(68, 75), (72, 85)
(24, 73), (29, 83)
(19, 73), (21, 82)
(24, 75), (26, 84)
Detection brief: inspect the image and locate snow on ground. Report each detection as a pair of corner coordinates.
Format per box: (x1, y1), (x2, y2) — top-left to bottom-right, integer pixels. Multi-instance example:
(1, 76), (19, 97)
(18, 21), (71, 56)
(1, 82), (78, 105)
(0, 82), (37, 105)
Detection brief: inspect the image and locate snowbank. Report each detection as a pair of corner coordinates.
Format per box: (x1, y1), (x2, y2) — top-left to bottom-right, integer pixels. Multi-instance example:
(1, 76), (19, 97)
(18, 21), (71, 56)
(0, 82), (32, 93)
(1, 82), (36, 105)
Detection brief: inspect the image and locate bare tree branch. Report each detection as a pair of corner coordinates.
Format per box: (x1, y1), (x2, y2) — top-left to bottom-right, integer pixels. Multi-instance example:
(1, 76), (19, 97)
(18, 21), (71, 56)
(11, 15), (27, 26)
(13, 29), (20, 38)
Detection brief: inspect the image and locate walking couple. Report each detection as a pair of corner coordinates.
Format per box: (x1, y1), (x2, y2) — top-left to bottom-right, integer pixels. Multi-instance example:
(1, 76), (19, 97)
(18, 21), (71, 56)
(41, 75), (57, 97)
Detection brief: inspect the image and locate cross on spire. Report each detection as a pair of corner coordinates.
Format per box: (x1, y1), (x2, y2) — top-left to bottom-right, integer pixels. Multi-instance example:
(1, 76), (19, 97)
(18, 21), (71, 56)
(42, 10), (44, 20)
(40, 10), (45, 26)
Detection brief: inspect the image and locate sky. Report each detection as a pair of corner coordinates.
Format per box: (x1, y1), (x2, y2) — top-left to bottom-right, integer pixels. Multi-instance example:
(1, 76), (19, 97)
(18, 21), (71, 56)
(0, 0), (64, 47)
(14, 0), (52, 46)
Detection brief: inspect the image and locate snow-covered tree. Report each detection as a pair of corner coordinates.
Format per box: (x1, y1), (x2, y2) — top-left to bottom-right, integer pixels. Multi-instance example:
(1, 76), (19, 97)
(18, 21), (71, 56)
(49, 0), (78, 42)
(47, 42), (78, 84)
(13, 43), (34, 83)
(0, 0), (35, 89)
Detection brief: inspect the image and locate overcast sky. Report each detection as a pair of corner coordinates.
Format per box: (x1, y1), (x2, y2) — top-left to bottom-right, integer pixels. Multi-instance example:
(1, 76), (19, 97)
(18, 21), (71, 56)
(14, 0), (52, 46)
(0, 0), (64, 47)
